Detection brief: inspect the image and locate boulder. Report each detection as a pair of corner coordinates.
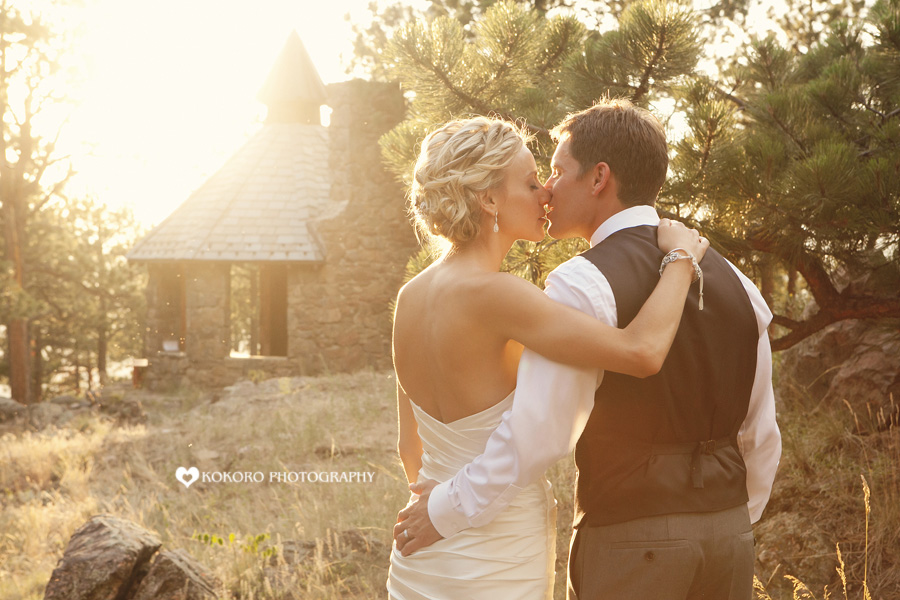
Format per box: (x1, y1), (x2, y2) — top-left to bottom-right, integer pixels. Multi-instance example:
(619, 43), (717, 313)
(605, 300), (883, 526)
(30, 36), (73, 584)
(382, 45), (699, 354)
(780, 319), (900, 429)
(43, 514), (161, 600)
(27, 402), (67, 429)
(49, 394), (81, 407)
(0, 396), (25, 422)
(131, 549), (219, 600)
(101, 396), (147, 425)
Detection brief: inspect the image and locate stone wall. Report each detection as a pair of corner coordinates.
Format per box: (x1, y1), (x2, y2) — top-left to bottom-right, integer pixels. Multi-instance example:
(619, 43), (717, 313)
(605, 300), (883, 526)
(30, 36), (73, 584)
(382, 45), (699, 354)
(287, 80), (418, 375)
(144, 354), (299, 391)
(143, 263), (231, 390)
(183, 263), (230, 362)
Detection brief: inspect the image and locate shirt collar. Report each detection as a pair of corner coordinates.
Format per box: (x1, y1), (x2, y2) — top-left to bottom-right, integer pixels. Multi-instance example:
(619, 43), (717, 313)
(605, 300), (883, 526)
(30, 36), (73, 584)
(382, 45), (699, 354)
(589, 205), (660, 248)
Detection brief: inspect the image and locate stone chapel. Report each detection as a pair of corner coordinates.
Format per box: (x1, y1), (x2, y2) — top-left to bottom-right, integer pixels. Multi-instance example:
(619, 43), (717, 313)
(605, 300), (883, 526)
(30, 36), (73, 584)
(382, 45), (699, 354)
(127, 32), (417, 389)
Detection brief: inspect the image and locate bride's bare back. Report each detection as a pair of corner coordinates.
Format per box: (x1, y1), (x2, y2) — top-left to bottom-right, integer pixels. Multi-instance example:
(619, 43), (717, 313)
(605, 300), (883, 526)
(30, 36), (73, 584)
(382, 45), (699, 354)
(393, 259), (521, 424)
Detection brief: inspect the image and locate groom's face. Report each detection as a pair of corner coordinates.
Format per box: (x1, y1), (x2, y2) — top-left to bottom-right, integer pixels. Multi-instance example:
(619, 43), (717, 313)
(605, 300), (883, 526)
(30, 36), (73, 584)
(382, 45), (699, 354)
(543, 137), (600, 241)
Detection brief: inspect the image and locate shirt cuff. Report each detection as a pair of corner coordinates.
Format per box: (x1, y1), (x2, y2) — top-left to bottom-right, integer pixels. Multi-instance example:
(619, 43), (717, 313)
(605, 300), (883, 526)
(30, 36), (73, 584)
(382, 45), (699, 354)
(427, 480), (471, 539)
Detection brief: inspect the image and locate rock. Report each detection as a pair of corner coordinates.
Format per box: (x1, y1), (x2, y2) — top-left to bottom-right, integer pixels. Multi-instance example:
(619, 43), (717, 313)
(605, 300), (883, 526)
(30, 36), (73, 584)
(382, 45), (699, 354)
(101, 396), (147, 425)
(27, 402), (66, 429)
(131, 549), (219, 600)
(43, 514), (162, 600)
(49, 394), (80, 406)
(0, 397), (25, 422)
(780, 319), (900, 428)
(276, 539), (316, 565)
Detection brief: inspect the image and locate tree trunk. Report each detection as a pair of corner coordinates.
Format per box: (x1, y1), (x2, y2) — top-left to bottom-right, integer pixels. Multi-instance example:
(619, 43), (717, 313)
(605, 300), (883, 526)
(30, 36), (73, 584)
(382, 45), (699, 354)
(98, 297), (108, 387)
(86, 357), (94, 392)
(31, 323), (42, 403)
(1, 18), (31, 404)
(7, 319), (30, 403)
(73, 343), (81, 395)
(2, 172), (31, 404)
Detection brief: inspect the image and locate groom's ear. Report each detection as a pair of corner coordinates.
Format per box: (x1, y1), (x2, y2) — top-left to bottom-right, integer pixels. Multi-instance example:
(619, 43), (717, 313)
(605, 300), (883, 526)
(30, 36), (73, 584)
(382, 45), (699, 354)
(591, 162), (612, 196)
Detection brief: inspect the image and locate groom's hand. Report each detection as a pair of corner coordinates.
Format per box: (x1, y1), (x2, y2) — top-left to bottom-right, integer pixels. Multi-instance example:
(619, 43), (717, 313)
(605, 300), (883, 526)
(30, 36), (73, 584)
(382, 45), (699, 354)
(393, 479), (444, 556)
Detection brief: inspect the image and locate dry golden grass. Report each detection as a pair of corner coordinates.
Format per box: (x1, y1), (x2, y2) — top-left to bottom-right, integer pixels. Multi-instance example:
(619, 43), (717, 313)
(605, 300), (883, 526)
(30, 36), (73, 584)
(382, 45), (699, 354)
(2, 371), (896, 600)
(753, 392), (899, 600)
(0, 372), (410, 600)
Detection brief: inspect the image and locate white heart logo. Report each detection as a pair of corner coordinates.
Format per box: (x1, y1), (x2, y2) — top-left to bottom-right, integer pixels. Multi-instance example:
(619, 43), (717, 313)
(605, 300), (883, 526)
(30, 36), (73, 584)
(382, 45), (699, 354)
(176, 466), (200, 489)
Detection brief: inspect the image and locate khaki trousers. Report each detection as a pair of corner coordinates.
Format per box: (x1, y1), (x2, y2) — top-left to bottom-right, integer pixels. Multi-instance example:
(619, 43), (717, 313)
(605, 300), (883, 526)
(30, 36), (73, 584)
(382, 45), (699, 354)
(567, 504), (754, 600)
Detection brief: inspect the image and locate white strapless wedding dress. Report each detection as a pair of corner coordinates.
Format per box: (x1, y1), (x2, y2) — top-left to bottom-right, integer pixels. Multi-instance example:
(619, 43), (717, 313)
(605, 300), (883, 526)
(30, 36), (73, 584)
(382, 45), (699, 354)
(387, 391), (557, 600)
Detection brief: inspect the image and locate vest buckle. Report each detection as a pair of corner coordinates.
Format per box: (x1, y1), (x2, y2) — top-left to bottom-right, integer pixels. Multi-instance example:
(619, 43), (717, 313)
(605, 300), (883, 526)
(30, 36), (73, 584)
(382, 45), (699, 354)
(698, 440), (717, 455)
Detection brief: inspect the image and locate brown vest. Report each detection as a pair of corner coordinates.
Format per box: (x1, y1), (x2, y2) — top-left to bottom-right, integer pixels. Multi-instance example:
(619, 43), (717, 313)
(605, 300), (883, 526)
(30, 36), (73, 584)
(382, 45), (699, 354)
(575, 225), (759, 527)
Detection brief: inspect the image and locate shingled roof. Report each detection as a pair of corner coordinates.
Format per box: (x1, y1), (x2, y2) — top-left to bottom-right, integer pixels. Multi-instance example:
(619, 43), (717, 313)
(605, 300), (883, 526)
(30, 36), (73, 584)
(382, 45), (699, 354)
(128, 33), (331, 263)
(128, 124), (330, 262)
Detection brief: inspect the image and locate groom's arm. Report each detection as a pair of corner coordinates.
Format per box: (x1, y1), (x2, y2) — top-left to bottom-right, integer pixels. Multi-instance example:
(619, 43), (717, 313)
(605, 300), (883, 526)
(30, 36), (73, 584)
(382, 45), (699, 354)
(426, 258), (616, 539)
(729, 263), (782, 523)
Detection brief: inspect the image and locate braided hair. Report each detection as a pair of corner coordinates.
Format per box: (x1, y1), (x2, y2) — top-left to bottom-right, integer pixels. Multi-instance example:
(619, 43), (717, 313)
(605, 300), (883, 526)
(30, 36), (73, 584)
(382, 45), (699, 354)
(410, 117), (530, 246)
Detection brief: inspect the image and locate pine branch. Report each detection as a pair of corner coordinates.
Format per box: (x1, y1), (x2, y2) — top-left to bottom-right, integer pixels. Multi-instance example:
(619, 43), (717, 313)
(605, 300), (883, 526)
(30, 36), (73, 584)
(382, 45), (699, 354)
(407, 51), (549, 135)
(771, 295), (900, 351)
(538, 39), (568, 77)
(771, 314), (801, 330)
(713, 84), (746, 109)
(30, 164), (73, 213)
(697, 121), (715, 176)
(538, 18), (580, 77)
(746, 231), (840, 307)
(766, 105), (809, 156)
(632, 25), (666, 104)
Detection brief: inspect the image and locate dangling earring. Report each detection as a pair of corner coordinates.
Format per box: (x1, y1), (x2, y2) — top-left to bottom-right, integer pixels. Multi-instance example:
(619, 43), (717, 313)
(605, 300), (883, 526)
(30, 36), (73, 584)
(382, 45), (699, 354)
(493, 212), (499, 233)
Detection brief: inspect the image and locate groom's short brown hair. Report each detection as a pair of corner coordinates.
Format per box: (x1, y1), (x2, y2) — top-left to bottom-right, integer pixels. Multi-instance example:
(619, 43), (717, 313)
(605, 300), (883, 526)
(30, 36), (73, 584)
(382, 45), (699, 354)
(551, 98), (668, 207)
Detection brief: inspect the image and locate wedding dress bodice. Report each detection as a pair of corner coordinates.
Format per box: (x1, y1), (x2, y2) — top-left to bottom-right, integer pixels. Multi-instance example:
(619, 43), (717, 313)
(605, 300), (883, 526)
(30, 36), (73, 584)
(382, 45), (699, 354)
(387, 390), (556, 600)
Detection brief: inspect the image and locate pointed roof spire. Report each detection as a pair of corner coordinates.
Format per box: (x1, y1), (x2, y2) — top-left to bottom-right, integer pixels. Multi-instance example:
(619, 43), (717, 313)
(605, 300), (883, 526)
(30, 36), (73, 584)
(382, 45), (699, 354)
(257, 32), (327, 123)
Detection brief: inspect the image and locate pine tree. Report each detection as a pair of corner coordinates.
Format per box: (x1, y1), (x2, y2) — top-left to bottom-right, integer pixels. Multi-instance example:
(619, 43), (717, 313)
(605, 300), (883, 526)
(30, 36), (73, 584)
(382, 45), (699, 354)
(665, 2), (900, 350)
(376, 0), (899, 350)
(20, 197), (146, 398)
(0, 1), (75, 402)
(348, 0), (579, 81)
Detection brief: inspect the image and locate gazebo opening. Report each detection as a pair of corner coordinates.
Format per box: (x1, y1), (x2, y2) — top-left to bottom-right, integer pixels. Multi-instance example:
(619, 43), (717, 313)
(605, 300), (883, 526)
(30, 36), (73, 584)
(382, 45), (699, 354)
(229, 264), (288, 358)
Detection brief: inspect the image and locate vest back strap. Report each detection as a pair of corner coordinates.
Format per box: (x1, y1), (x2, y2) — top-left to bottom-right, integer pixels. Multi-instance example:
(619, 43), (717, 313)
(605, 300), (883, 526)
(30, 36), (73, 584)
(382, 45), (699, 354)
(651, 437), (735, 489)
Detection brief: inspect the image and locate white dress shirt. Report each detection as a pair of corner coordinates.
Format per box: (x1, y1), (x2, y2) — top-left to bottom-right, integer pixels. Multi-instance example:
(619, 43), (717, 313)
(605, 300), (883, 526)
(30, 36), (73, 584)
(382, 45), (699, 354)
(428, 205), (782, 538)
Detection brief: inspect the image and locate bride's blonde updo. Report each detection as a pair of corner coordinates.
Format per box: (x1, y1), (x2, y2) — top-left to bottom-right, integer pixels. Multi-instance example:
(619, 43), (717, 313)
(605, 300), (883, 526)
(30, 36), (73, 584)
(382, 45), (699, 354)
(410, 117), (530, 246)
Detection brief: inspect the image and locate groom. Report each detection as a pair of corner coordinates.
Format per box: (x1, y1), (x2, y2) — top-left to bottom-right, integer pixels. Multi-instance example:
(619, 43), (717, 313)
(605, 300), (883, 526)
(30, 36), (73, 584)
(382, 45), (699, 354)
(393, 98), (781, 599)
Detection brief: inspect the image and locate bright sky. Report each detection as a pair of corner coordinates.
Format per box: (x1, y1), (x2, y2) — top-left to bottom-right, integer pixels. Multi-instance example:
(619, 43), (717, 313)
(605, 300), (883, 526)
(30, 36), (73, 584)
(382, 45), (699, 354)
(43, 0), (780, 228)
(50, 0), (420, 227)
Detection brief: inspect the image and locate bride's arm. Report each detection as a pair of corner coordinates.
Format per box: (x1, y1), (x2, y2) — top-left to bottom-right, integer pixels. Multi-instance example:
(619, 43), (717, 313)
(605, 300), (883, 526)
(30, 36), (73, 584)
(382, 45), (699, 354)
(396, 381), (423, 485)
(488, 228), (707, 377)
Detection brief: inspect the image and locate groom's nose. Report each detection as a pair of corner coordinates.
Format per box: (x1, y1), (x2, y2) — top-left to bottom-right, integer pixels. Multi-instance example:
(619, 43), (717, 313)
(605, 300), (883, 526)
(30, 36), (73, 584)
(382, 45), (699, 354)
(539, 186), (551, 206)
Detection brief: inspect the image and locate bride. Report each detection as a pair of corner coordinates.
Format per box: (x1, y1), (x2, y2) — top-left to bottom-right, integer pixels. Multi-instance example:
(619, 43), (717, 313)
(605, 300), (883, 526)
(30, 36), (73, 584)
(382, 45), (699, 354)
(387, 117), (706, 599)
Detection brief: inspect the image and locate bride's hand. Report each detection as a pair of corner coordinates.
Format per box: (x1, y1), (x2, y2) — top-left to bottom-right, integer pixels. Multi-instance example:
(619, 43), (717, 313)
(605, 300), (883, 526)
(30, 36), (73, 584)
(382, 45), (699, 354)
(658, 218), (709, 262)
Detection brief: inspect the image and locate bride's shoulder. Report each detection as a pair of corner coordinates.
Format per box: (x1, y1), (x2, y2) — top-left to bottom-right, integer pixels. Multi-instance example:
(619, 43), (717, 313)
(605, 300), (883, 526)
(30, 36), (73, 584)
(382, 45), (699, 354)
(397, 263), (439, 295)
(469, 271), (543, 304)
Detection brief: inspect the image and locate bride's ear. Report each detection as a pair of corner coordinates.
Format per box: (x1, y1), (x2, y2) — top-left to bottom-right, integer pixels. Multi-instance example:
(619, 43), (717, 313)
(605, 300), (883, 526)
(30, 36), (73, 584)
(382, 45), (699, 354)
(478, 189), (498, 219)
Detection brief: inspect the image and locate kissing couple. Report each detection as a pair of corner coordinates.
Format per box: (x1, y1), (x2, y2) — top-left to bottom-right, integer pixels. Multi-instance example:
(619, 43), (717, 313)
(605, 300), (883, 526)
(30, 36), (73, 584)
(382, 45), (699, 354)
(387, 98), (782, 600)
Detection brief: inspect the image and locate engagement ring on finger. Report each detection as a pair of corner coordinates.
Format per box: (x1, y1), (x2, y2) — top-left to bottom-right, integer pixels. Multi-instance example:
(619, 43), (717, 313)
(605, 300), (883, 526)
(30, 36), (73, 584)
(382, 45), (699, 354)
(403, 529), (410, 540)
